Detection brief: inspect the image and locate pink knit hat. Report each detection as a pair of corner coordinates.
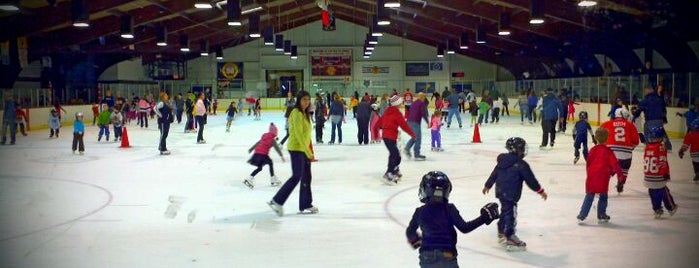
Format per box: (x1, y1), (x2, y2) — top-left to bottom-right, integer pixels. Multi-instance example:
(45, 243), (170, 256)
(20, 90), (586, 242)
(269, 123), (278, 136)
(389, 95), (403, 106)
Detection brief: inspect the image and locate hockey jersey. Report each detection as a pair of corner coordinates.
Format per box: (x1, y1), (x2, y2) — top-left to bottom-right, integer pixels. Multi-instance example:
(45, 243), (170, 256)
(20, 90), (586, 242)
(680, 131), (699, 162)
(643, 142), (669, 189)
(600, 118), (640, 160)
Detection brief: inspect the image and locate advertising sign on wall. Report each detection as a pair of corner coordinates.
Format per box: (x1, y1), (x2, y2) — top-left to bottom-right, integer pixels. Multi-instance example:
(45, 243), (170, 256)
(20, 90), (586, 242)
(405, 62), (430, 76)
(310, 49), (352, 78)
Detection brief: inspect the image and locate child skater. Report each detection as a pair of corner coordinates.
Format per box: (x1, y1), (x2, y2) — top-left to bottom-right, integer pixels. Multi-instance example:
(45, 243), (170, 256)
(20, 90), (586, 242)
(72, 112), (85, 155)
(243, 123), (285, 189)
(254, 97), (262, 120)
(225, 101), (237, 132)
(406, 171), (500, 267)
(679, 119), (699, 183)
(377, 95), (416, 185)
(314, 95), (326, 144)
(237, 98), (245, 119)
(15, 104), (27, 136)
(644, 126), (678, 219)
(576, 128), (625, 224)
(572, 111), (597, 164)
(483, 137), (547, 251)
(567, 99), (579, 121)
(48, 109), (60, 138)
(469, 101), (478, 127)
(430, 110), (443, 151)
(477, 99), (490, 125)
(97, 105), (111, 142)
(111, 108), (123, 142)
(369, 103), (382, 144)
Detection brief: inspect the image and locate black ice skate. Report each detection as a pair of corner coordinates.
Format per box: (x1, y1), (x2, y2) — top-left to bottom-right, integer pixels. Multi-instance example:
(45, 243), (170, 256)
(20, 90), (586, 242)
(382, 172), (398, 185)
(574, 156), (580, 164)
(598, 214), (610, 224)
(243, 176), (255, 189)
(504, 235), (527, 251)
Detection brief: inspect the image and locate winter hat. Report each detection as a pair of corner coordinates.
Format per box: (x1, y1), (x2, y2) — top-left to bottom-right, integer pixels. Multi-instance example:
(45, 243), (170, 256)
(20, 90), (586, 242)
(268, 123), (278, 136)
(389, 95), (403, 106)
(370, 103), (378, 110)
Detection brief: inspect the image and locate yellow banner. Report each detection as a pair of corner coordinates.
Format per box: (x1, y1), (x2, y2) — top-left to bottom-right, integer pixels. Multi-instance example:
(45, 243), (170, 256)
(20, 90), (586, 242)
(18, 37), (28, 68)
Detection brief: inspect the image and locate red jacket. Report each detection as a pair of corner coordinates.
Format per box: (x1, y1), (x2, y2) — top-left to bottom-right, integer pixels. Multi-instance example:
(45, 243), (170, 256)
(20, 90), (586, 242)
(377, 106), (415, 140)
(585, 144), (625, 194)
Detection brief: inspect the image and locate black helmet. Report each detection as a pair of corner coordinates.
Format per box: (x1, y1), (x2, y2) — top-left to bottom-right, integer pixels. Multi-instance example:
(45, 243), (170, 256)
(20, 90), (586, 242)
(419, 171), (452, 203)
(505, 137), (528, 157)
(578, 111), (588, 120)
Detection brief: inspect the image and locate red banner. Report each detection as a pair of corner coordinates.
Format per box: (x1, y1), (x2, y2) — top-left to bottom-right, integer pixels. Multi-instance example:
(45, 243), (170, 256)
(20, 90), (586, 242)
(310, 49), (351, 78)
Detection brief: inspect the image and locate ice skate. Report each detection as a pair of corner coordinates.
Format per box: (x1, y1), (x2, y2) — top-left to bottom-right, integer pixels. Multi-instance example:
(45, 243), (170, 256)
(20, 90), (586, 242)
(79, 151), (84, 155)
(654, 209), (664, 219)
(243, 176), (255, 189)
(268, 200), (283, 217)
(574, 156), (580, 164)
(414, 155), (426, 161)
(504, 235), (527, 251)
(669, 205), (678, 216)
(393, 168), (403, 179)
(73, 150), (76, 154)
(197, 140), (206, 144)
(403, 148), (412, 158)
(598, 215), (610, 224)
(497, 233), (506, 244)
(298, 206), (319, 214)
(576, 215), (585, 225)
(270, 176), (281, 186)
(160, 150), (171, 155)
(382, 172), (398, 185)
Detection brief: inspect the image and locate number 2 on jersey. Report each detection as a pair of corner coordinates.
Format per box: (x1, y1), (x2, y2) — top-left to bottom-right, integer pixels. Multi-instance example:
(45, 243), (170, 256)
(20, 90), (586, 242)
(614, 127), (626, 142)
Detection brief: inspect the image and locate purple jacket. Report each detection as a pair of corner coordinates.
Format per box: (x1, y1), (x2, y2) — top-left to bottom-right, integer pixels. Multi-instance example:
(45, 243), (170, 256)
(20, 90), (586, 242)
(407, 99), (429, 124)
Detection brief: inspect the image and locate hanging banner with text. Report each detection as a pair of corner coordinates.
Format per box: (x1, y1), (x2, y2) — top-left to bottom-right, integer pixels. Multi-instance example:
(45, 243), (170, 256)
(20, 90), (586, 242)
(17, 37), (28, 68)
(217, 62), (244, 90)
(310, 49), (352, 79)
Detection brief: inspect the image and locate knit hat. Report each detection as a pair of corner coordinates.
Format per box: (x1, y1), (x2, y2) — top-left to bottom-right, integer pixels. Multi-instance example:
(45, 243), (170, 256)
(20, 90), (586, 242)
(389, 95), (403, 106)
(269, 123), (278, 136)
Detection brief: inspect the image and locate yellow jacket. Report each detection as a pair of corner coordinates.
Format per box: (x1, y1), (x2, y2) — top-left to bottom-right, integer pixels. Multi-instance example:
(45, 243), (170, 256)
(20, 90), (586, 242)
(286, 108), (313, 159)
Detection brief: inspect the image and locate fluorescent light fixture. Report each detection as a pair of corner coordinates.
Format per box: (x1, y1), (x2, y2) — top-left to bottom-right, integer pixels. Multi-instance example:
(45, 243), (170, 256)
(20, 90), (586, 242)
(363, 55), (370, 59)
(371, 17), (384, 37)
(72, 0), (89, 27)
(578, 1), (597, 7)
(227, 0), (242, 26)
(180, 48), (190, 52)
(73, 22), (89, 27)
(384, 1), (400, 8)
(499, 11), (512, 36)
(372, 32), (383, 37)
(498, 30), (511, 36)
(529, 18), (544, 24)
(215, 47), (223, 60)
(447, 45), (455, 54)
(201, 52), (209, 56)
(156, 26), (167, 46)
(377, 10), (391, 26)
(530, 0), (545, 24)
(476, 26), (486, 44)
(460, 33), (469, 49)
(248, 14), (260, 38)
(283, 40), (291, 55)
(241, 6), (263, 15)
(437, 45), (444, 58)
(157, 41), (167, 47)
(364, 50), (373, 55)
(120, 33), (134, 39)
(0, 5), (19, 11)
(377, 20), (390, 26)
(366, 33), (378, 45)
(179, 34), (190, 52)
(366, 46), (375, 51)
(275, 34), (284, 51)
(120, 15), (134, 39)
(263, 27), (274, 45)
(290, 45), (298, 59)
(195, 2), (213, 9)
(200, 40), (209, 56)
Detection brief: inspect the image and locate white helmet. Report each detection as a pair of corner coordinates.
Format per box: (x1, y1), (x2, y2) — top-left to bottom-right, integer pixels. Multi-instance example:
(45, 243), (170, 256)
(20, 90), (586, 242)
(614, 108), (630, 120)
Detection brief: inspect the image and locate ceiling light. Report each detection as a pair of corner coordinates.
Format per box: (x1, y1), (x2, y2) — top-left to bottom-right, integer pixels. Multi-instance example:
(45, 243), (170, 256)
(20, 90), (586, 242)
(363, 55), (370, 59)
(263, 27), (274, 45)
(216, 47), (223, 60)
(179, 34), (190, 52)
(476, 26), (486, 44)
(200, 40), (209, 56)
(367, 34), (378, 45)
(447, 43), (455, 54)
(248, 14), (260, 38)
(530, 0), (545, 24)
(371, 16), (384, 37)
(227, 0), (242, 26)
(377, 7), (391, 26)
(437, 45), (444, 58)
(120, 15), (134, 39)
(156, 26), (167, 46)
(71, 0), (89, 27)
(275, 34), (284, 51)
(364, 50), (373, 55)
(0, 0), (19, 11)
(290, 45), (298, 59)
(241, 6), (263, 15)
(194, 1), (213, 9)
(578, 1), (597, 7)
(384, 1), (400, 8)
(499, 11), (512, 36)
(284, 40), (291, 55)
(459, 33), (469, 49)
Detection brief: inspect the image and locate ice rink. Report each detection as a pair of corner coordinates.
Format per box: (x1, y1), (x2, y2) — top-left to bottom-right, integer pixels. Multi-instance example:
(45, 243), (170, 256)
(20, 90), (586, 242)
(0, 110), (697, 268)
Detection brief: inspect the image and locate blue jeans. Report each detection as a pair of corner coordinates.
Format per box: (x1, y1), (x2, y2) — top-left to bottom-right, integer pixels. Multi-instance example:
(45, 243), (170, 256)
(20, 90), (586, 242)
(578, 193), (608, 220)
(1, 119), (17, 143)
(497, 200), (517, 237)
(330, 115), (342, 143)
(520, 106), (529, 122)
(644, 119), (672, 150)
(419, 250), (458, 268)
(405, 121), (422, 156)
(447, 107), (461, 126)
(98, 125), (110, 140)
(648, 187), (677, 212)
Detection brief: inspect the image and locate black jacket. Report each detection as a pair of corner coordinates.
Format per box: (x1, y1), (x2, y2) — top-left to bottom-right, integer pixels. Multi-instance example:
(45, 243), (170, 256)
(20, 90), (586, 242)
(406, 202), (486, 253)
(356, 102), (371, 120)
(484, 153), (543, 202)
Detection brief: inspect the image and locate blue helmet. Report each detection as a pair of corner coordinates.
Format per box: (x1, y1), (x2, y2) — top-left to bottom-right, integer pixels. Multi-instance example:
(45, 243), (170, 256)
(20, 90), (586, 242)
(691, 118), (699, 131)
(647, 126), (666, 142)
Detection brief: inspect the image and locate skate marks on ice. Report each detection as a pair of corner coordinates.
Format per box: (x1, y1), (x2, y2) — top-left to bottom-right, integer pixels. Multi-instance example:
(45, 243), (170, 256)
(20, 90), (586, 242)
(31, 154), (100, 164)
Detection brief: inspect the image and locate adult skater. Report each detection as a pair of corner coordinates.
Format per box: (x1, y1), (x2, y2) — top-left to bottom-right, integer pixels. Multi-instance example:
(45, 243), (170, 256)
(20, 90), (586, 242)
(1, 92), (16, 145)
(268, 91), (317, 216)
(155, 92), (173, 155)
(195, 92), (207, 144)
(540, 88), (563, 148)
(356, 97), (371, 145)
(639, 86), (672, 151)
(445, 88), (463, 128)
(404, 92), (430, 160)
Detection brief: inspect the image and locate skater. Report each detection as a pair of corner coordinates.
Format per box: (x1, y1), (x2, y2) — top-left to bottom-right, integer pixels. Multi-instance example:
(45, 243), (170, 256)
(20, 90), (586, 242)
(567, 99), (579, 121)
(268, 91), (317, 216)
(576, 128), (626, 224)
(403, 88), (414, 117)
(72, 112), (85, 154)
(369, 103), (381, 143)
(328, 94), (344, 144)
(138, 97), (150, 128)
(175, 93), (184, 124)
(2, 92), (17, 145)
(14, 104), (27, 136)
(195, 93), (207, 144)
(184, 95), (194, 132)
(48, 109), (61, 138)
(97, 105), (111, 142)
(445, 88), (463, 128)
(514, 91), (530, 124)
(491, 97), (501, 123)
(644, 126), (678, 219)
(111, 108), (123, 142)
(676, 102), (698, 133)
(91, 101), (99, 125)
(639, 86), (672, 151)
(356, 97), (371, 145)
(236, 98), (244, 118)
(501, 94), (510, 116)
(679, 119), (699, 183)
(483, 137), (547, 251)
(212, 99), (218, 115)
(572, 111), (597, 164)
(225, 101), (237, 132)
(540, 88), (563, 148)
(377, 95), (416, 184)
(404, 92), (429, 160)
(601, 108), (640, 179)
(477, 99), (490, 125)
(244, 123), (285, 188)
(314, 95), (326, 144)
(253, 97), (262, 120)
(155, 92), (173, 155)
(527, 90), (538, 124)
(406, 171), (500, 268)
(430, 110), (443, 151)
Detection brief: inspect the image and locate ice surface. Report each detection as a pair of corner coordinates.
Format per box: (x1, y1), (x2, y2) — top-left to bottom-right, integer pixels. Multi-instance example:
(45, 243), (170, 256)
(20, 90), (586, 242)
(0, 111), (697, 268)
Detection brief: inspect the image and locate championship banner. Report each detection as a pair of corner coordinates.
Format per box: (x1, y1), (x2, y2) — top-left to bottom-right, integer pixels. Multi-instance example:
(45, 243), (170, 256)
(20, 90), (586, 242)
(310, 49), (351, 78)
(17, 37), (28, 68)
(217, 62), (244, 89)
(361, 65), (390, 76)
(0, 41), (9, 65)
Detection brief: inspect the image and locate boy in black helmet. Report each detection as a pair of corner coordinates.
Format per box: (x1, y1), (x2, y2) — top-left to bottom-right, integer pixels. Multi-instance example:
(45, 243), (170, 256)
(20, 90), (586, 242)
(406, 171), (499, 267)
(483, 137), (547, 251)
(572, 111), (597, 164)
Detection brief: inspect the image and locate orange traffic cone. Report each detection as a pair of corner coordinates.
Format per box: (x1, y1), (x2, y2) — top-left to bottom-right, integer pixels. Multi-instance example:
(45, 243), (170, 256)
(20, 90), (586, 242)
(309, 142), (318, 162)
(120, 126), (131, 148)
(472, 123), (482, 143)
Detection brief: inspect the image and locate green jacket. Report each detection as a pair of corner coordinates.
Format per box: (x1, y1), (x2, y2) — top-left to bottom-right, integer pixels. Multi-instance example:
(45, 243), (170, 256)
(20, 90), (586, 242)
(97, 111), (111, 125)
(286, 108), (313, 159)
(478, 102), (490, 115)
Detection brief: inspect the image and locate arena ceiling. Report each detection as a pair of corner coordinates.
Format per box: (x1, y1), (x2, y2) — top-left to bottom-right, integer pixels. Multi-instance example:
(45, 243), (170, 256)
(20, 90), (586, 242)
(1, 0), (698, 84)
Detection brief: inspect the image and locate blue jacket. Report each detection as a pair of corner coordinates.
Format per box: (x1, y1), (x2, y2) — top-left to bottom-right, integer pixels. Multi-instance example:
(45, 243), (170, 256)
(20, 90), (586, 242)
(527, 95), (538, 107)
(541, 93), (562, 120)
(573, 120), (593, 143)
(484, 153), (543, 202)
(445, 93), (461, 108)
(639, 93), (667, 121)
(681, 110), (698, 128)
(3, 99), (15, 121)
(406, 202), (486, 253)
(328, 100), (344, 116)
(74, 120), (85, 133)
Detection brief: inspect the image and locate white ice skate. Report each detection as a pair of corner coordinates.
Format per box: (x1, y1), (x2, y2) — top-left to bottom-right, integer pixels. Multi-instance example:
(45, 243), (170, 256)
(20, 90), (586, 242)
(298, 206), (319, 215)
(382, 172), (398, 185)
(243, 176), (255, 189)
(268, 200), (284, 217)
(270, 176), (281, 186)
(669, 206), (678, 217)
(504, 235), (527, 251)
(654, 209), (663, 219)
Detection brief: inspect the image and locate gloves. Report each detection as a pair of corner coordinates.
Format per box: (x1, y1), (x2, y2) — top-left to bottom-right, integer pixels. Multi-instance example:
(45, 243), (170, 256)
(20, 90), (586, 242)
(679, 150), (685, 159)
(480, 202), (500, 225)
(408, 237), (422, 249)
(616, 183), (624, 193)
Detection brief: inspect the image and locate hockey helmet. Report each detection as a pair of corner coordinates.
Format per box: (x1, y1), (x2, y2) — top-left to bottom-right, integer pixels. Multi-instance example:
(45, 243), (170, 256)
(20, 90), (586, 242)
(690, 118), (699, 131)
(578, 111), (588, 120)
(76, 112), (84, 118)
(505, 137), (528, 158)
(418, 171), (452, 203)
(647, 126), (666, 143)
(615, 108), (630, 120)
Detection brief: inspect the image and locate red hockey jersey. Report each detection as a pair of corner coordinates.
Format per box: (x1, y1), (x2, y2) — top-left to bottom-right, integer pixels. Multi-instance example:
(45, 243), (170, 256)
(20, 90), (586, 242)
(600, 118), (640, 160)
(680, 131), (699, 162)
(643, 142), (669, 189)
